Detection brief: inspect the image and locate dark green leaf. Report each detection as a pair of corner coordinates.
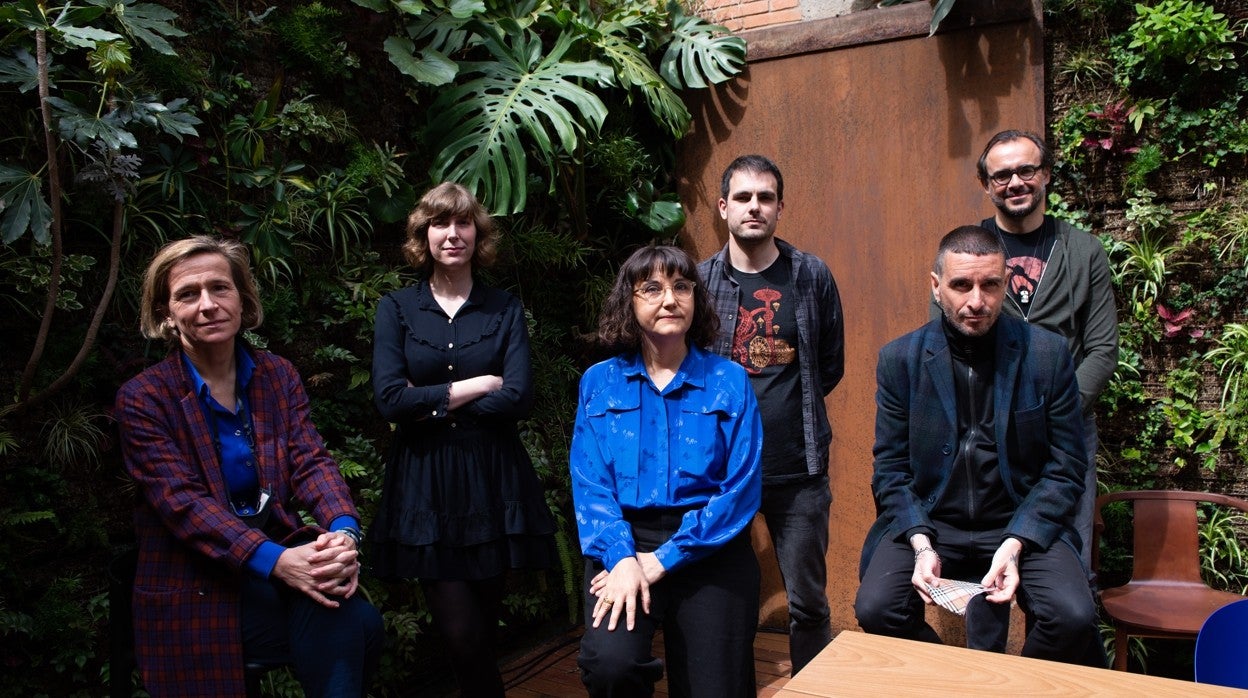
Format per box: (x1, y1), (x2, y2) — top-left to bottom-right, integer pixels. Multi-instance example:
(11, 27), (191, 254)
(0, 163), (52, 244)
(0, 48), (42, 92)
(638, 199), (684, 234)
(384, 35), (458, 86)
(97, 0), (187, 55)
(143, 98), (202, 141)
(0, 0), (52, 31)
(595, 29), (689, 138)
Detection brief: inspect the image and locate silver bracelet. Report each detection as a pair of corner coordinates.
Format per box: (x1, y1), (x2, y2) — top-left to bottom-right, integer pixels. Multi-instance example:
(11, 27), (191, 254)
(339, 526), (363, 548)
(913, 546), (939, 562)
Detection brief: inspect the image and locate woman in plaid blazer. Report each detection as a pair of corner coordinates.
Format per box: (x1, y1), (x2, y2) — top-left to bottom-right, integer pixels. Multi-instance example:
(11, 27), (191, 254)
(116, 237), (383, 697)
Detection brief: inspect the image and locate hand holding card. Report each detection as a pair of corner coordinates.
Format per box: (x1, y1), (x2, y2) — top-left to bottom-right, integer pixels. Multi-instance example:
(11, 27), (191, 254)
(925, 578), (988, 616)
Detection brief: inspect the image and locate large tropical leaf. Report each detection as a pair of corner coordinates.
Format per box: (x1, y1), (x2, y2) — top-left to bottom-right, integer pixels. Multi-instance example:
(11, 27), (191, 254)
(594, 26), (689, 138)
(91, 0), (188, 56)
(0, 163), (52, 244)
(428, 25), (611, 214)
(146, 97), (201, 140)
(0, 48), (43, 92)
(381, 0), (493, 86)
(384, 35), (458, 86)
(659, 6), (745, 90)
(46, 96), (138, 149)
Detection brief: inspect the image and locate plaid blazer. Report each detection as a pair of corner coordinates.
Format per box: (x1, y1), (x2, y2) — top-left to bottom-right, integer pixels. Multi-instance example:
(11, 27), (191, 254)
(116, 349), (359, 697)
(860, 316), (1087, 575)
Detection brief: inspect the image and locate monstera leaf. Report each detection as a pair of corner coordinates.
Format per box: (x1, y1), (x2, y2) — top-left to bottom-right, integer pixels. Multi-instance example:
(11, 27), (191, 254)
(428, 25), (612, 214)
(594, 26), (690, 138)
(659, 6), (745, 90)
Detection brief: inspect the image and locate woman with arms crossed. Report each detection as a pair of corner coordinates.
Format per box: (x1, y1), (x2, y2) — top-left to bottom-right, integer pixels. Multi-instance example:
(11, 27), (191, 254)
(571, 245), (763, 697)
(368, 182), (557, 697)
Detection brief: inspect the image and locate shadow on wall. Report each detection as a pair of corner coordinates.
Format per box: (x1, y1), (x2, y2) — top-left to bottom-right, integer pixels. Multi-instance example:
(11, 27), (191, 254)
(939, 17), (1040, 162)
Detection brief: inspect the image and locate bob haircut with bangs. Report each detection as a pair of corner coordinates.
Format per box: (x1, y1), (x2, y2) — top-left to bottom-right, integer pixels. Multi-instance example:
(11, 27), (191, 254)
(595, 245), (718, 355)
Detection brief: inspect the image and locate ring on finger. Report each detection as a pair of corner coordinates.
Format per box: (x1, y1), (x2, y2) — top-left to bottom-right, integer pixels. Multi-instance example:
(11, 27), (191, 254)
(602, 598), (614, 605)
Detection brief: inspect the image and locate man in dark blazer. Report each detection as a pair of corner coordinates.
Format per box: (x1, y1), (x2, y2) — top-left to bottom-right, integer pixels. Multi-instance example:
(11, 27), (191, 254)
(854, 225), (1104, 667)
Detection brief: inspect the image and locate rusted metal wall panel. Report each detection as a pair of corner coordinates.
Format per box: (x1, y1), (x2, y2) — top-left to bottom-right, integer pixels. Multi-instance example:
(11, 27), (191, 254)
(678, 0), (1044, 639)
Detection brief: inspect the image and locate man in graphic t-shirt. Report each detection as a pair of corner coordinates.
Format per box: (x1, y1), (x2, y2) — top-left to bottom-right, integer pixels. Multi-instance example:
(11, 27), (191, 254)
(699, 155), (845, 675)
(933, 130), (1117, 570)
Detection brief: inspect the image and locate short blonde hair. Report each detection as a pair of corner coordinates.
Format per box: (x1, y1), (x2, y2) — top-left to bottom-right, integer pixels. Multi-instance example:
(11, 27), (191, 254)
(403, 182), (499, 273)
(138, 236), (263, 342)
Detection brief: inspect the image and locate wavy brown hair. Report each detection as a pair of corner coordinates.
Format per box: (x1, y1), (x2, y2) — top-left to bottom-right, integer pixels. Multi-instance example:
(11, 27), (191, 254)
(596, 245), (718, 354)
(139, 236), (263, 342)
(403, 182), (500, 273)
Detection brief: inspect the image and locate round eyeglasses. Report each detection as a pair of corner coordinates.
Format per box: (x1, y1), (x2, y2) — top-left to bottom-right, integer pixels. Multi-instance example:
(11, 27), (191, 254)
(988, 165), (1042, 187)
(634, 280), (696, 303)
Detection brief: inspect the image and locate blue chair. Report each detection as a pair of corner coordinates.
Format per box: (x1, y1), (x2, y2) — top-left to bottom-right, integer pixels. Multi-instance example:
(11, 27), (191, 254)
(1195, 597), (1248, 688)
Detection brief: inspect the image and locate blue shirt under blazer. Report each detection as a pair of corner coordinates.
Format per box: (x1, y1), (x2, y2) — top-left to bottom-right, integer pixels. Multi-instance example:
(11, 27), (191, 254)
(117, 350), (361, 697)
(861, 315), (1087, 574)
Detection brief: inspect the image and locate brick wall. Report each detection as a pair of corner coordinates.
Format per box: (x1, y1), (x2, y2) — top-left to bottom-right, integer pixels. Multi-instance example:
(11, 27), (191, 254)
(698, 0), (867, 31)
(699, 0), (803, 31)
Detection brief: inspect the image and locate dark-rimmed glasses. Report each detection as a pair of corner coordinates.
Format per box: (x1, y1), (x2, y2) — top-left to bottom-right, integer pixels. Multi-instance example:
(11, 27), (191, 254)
(988, 165), (1042, 187)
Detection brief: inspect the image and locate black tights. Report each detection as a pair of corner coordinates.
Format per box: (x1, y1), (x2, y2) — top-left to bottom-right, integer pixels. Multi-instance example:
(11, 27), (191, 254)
(421, 576), (506, 698)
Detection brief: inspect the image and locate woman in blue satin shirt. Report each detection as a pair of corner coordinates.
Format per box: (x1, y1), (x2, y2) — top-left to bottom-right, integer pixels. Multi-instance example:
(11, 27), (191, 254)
(570, 245), (763, 697)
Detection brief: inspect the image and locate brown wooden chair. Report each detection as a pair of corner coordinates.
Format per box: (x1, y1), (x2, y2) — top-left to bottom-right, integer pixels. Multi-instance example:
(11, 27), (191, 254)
(1093, 490), (1248, 671)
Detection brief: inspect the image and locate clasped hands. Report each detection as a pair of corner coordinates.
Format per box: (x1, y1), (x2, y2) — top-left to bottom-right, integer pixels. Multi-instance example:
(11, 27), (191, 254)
(272, 530), (362, 608)
(910, 534), (1022, 606)
(588, 552), (666, 631)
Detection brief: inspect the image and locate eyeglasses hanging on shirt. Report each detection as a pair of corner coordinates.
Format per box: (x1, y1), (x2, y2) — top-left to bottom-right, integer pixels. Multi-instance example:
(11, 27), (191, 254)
(204, 392), (272, 528)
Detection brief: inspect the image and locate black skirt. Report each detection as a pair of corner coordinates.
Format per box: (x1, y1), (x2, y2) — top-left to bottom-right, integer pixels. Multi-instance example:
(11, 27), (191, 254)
(367, 419), (557, 580)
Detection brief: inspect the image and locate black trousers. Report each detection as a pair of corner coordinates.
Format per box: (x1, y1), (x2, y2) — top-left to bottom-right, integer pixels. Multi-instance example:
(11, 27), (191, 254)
(759, 475), (833, 674)
(854, 523), (1105, 667)
(578, 531), (760, 698)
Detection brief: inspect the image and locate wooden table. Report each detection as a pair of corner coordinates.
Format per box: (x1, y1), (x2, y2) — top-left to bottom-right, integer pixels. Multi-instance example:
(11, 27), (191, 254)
(776, 630), (1244, 697)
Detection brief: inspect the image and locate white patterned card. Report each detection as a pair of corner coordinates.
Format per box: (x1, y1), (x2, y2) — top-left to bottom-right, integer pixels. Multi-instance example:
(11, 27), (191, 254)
(926, 578), (988, 616)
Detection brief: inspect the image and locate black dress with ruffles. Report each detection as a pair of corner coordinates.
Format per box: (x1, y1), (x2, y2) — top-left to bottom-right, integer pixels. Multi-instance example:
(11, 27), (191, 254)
(367, 281), (556, 580)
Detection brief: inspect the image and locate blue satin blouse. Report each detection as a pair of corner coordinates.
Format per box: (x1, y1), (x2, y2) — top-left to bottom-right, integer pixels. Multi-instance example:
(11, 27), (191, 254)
(570, 345), (763, 573)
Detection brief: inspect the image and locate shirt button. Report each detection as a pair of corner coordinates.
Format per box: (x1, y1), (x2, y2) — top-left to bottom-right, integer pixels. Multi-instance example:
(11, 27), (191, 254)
(448, 342), (454, 348)
(448, 365), (454, 371)
(447, 318), (452, 324)
(451, 421), (457, 428)
(431, 410), (438, 416)
(234, 429), (242, 436)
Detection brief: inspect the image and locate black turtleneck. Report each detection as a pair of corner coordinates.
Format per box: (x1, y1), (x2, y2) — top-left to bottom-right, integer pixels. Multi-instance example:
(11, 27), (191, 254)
(930, 315), (1014, 531)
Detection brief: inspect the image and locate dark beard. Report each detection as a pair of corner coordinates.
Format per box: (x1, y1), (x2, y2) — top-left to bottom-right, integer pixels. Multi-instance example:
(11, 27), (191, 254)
(996, 184), (1045, 220)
